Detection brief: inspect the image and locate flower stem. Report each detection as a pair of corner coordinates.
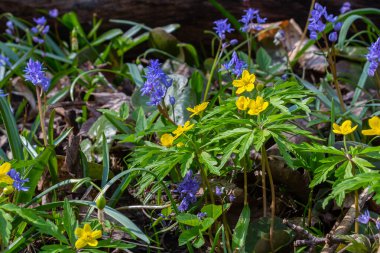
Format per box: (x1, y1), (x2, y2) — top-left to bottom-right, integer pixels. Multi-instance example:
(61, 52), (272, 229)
(36, 86), (47, 146)
(203, 43), (222, 102)
(262, 147), (275, 252)
(354, 189), (359, 233)
(261, 146), (267, 217)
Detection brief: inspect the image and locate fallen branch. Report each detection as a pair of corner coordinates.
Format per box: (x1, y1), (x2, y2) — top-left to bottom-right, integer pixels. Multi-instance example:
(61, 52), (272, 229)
(283, 187), (373, 251)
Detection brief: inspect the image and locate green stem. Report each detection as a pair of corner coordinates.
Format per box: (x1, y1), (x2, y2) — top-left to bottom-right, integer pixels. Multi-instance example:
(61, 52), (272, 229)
(261, 147), (267, 217)
(247, 33), (252, 70)
(323, 34), (346, 112)
(354, 189), (359, 234)
(203, 43), (222, 102)
(36, 86), (47, 146)
(262, 147), (275, 252)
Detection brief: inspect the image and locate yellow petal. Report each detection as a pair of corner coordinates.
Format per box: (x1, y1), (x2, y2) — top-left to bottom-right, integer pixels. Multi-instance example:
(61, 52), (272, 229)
(242, 70), (249, 79)
(91, 230), (102, 239)
(332, 123), (342, 134)
(236, 87), (245, 95)
(368, 116), (380, 130)
(341, 120), (352, 130)
(87, 239), (99, 247)
(350, 125), (358, 133)
(74, 227), (84, 237)
(362, 129), (378, 136)
(232, 80), (244, 88)
(75, 238), (88, 249)
(0, 175), (14, 185)
(0, 162), (11, 175)
(249, 74), (256, 83)
(186, 107), (195, 113)
(262, 101), (269, 111)
(245, 83), (254, 92)
(84, 224), (92, 233)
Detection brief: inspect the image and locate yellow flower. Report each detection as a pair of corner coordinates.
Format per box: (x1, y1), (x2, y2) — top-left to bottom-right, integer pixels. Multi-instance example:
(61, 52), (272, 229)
(176, 142), (184, 148)
(160, 134), (175, 147)
(247, 96), (269, 115)
(75, 224), (102, 249)
(187, 102), (209, 117)
(362, 116), (380, 136)
(332, 120), (357, 135)
(173, 121), (194, 138)
(232, 70), (255, 94)
(236, 96), (250, 111)
(0, 162), (13, 185)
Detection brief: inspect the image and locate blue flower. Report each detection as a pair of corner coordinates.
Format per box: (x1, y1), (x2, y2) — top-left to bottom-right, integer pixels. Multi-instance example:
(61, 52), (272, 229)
(176, 171), (200, 212)
(33, 16), (47, 26)
(357, 210), (370, 224)
(222, 51), (247, 77)
(240, 8), (266, 32)
(141, 59), (172, 106)
(197, 212), (207, 219)
(213, 19), (234, 40)
(367, 37), (380, 76)
(169, 96), (176, 106)
(328, 31), (338, 42)
(49, 9), (59, 18)
(376, 220), (380, 230)
(215, 186), (223, 196)
(340, 2), (351, 14)
(308, 3), (341, 42)
(0, 56), (10, 67)
(31, 16), (49, 44)
(229, 194), (235, 202)
(0, 90), (7, 97)
(24, 59), (50, 91)
(5, 21), (14, 35)
(7, 169), (29, 191)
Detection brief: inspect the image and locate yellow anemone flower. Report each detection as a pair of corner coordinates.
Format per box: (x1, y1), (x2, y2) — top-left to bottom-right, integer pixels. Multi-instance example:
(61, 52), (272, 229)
(172, 121), (194, 138)
(332, 120), (357, 135)
(160, 134), (175, 147)
(232, 70), (255, 95)
(0, 162), (13, 185)
(75, 224), (102, 249)
(247, 96), (269, 115)
(236, 96), (250, 111)
(362, 116), (380, 136)
(187, 102), (209, 117)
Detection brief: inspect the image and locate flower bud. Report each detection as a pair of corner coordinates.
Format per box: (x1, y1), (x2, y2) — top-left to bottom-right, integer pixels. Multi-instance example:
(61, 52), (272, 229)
(3, 185), (14, 195)
(96, 194), (106, 210)
(256, 83), (264, 91)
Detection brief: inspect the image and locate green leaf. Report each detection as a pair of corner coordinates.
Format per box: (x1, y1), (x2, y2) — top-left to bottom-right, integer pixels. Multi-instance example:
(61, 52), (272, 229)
(0, 96), (24, 160)
(199, 151), (220, 175)
(63, 199), (76, 246)
(256, 47), (272, 72)
(176, 213), (202, 227)
(0, 209), (12, 247)
(178, 227), (199, 246)
(101, 133), (110, 187)
(91, 29), (123, 46)
(232, 205), (250, 251)
(135, 107), (147, 133)
(201, 204), (228, 220)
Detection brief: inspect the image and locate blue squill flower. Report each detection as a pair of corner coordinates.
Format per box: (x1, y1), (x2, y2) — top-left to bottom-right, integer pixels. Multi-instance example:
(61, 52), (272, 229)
(240, 8), (266, 32)
(367, 37), (380, 76)
(0, 56), (10, 67)
(308, 3), (341, 42)
(176, 171), (200, 212)
(213, 19), (234, 40)
(24, 59), (50, 91)
(222, 51), (247, 77)
(215, 186), (222, 196)
(169, 96), (176, 106)
(141, 59), (173, 106)
(357, 210), (370, 224)
(33, 16), (47, 26)
(0, 90), (7, 97)
(7, 169), (29, 191)
(229, 194), (235, 202)
(5, 20), (14, 35)
(49, 9), (59, 18)
(340, 2), (351, 14)
(197, 212), (207, 219)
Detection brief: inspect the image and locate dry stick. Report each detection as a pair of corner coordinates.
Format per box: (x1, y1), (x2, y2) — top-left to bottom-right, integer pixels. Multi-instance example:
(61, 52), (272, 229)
(293, 0), (316, 66)
(320, 188), (371, 253)
(284, 219), (380, 247)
